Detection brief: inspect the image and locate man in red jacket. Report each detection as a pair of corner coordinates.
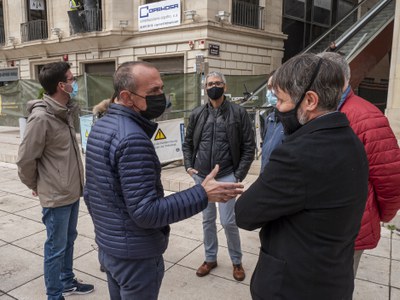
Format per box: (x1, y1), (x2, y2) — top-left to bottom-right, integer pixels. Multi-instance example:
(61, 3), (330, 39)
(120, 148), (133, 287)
(318, 52), (400, 275)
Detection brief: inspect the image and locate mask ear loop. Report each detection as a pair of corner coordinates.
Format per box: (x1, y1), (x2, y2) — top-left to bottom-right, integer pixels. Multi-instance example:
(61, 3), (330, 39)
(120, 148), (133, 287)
(295, 58), (323, 110)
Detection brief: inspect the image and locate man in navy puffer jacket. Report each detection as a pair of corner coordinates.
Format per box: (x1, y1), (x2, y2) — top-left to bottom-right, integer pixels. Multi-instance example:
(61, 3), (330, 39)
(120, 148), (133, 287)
(84, 61), (243, 300)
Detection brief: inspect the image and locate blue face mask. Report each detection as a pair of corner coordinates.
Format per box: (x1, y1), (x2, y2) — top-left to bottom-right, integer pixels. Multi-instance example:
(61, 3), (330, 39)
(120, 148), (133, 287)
(67, 81), (79, 98)
(266, 89), (277, 107)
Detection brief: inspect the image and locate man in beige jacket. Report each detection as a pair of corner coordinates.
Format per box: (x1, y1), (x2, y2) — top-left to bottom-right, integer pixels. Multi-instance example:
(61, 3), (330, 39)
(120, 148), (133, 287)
(17, 62), (94, 300)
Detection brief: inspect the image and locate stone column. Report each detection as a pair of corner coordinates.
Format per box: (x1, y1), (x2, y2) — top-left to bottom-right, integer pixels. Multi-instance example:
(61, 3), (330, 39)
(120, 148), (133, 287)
(386, 0), (400, 139)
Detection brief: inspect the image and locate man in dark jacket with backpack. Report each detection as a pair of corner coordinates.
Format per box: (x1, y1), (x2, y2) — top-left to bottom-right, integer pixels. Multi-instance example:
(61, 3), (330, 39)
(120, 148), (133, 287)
(183, 71), (255, 281)
(84, 61), (243, 300)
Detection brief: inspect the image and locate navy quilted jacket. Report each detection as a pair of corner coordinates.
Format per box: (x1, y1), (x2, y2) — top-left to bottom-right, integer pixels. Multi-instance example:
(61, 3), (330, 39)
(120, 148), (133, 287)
(84, 103), (208, 260)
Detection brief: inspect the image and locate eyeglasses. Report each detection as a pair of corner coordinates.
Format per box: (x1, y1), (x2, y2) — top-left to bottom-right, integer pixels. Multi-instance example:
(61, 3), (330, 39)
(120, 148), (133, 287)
(64, 76), (76, 83)
(206, 81), (225, 88)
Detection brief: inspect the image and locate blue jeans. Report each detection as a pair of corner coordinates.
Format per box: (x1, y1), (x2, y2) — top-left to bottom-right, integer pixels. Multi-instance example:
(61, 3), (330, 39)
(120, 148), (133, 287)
(99, 249), (164, 300)
(42, 201), (79, 300)
(193, 173), (242, 265)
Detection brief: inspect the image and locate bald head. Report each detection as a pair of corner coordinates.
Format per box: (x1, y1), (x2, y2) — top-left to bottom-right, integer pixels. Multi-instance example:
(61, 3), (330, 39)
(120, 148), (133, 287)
(113, 61), (158, 101)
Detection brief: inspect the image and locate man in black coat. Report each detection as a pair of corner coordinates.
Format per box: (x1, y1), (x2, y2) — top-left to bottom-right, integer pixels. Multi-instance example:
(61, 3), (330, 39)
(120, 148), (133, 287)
(235, 53), (369, 300)
(183, 71), (255, 281)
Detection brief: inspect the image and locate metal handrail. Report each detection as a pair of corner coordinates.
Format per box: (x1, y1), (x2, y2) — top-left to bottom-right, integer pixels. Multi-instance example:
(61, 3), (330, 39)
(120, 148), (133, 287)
(334, 0), (392, 51)
(20, 20), (48, 42)
(302, 0), (369, 53)
(242, 0), (393, 106)
(232, 0), (263, 29)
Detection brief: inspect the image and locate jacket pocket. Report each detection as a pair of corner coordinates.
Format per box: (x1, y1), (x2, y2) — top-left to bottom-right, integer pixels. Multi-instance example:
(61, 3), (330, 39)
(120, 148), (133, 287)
(251, 249), (286, 299)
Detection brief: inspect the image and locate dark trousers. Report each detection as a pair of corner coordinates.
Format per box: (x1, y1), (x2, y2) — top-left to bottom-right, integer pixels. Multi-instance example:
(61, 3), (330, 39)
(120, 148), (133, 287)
(42, 200), (79, 300)
(99, 248), (164, 300)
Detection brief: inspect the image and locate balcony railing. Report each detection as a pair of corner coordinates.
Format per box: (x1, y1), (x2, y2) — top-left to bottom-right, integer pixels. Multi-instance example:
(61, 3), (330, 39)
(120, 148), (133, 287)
(232, 0), (264, 29)
(0, 26), (5, 46)
(69, 9), (102, 35)
(84, 9), (102, 32)
(21, 20), (48, 42)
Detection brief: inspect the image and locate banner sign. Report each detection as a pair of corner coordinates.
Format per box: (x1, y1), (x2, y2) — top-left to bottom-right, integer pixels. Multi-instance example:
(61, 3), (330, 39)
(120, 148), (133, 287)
(80, 115), (184, 162)
(79, 114), (93, 154)
(152, 118), (184, 163)
(0, 68), (19, 82)
(254, 110), (262, 158)
(30, 0), (45, 10)
(138, 0), (180, 32)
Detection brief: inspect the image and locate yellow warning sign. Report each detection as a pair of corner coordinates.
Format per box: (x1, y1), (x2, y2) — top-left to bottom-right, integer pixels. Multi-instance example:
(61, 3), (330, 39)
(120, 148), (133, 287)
(155, 128), (167, 140)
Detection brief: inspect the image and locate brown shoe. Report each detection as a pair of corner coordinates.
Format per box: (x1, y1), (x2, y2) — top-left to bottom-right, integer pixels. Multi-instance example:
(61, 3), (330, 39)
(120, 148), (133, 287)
(233, 264), (245, 281)
(196, 261), (218, 277)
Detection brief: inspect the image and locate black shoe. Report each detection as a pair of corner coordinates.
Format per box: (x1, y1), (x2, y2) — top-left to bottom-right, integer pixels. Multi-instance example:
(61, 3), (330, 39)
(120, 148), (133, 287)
(100, 265), (106, 272)
(62, 278), (94, 296)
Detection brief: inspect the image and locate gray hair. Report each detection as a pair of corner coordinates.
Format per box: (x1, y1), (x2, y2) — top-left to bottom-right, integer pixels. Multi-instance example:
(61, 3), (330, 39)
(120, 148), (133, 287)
(205, 71), (226, 84)
(271, 53), (344, 111)
(317, 52), (351, 84)
(113, 61), (157, 100)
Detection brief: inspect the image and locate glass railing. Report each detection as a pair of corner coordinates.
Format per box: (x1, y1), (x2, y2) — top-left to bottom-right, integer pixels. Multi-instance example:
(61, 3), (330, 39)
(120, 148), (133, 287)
(303, 0), (394, 56)
(334, 0), (395, 60)
(241, 0), (395, 107)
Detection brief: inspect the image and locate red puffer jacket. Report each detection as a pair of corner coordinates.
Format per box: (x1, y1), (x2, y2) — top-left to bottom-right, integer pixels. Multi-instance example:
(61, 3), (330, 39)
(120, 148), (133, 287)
(341, 89), (400, 250)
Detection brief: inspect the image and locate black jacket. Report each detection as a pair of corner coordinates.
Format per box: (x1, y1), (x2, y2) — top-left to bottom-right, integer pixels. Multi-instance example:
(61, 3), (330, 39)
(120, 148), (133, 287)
(183, 99), (255, 181)
(235, 112), (368, 300)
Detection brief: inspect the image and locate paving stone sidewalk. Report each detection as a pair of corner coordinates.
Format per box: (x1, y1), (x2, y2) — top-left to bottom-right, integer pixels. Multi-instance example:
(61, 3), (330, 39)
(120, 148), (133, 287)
(0, 126), (399, 299)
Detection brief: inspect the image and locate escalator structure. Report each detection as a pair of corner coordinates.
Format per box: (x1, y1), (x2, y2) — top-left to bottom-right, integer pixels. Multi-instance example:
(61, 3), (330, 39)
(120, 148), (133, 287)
(305, 0), (395, 90)
(242, 0), (395, 110)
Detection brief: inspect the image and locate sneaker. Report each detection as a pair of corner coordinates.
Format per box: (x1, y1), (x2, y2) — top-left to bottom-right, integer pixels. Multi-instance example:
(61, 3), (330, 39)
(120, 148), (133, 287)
(62, 278), (94, 296)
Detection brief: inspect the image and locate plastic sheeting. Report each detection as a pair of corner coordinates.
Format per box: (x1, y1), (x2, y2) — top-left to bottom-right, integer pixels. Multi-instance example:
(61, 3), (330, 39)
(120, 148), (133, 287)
(0, 72), (267, 126)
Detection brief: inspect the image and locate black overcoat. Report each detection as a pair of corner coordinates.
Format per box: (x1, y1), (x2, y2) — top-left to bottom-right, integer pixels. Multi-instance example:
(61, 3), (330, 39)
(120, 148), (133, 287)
(235, 112), (368, 300)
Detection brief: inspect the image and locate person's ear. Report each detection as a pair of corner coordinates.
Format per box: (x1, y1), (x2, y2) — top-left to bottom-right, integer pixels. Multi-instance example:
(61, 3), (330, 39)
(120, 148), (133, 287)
(304, 91), (319, 111)
(58, 81), (66, 90)
(119, 90), (134, 106)
(223, 84), (227, 92)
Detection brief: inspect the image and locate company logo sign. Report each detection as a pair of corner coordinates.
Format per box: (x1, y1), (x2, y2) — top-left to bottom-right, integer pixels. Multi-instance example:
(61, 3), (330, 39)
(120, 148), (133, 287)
(138, 0), (180, 31)
(140, 3), (179, 18)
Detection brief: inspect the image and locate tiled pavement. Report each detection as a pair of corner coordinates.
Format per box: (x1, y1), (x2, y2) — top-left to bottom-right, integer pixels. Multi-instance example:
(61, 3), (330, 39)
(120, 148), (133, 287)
(0, 126), (400, 299)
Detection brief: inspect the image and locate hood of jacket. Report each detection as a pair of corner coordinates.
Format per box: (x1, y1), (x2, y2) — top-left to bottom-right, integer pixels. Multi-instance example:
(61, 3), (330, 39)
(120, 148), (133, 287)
(27, 94), (79, 120)
(93, 99), (111, 117)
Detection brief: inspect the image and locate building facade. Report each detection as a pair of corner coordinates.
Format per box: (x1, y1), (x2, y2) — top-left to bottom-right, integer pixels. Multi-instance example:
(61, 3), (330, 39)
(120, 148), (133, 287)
(0, 0), (285, 79)
(0, 0), (399, 137)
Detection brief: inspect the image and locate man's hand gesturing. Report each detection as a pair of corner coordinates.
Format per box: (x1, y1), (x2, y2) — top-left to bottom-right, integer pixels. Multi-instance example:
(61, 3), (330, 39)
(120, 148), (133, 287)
(202, 165), (244, 202)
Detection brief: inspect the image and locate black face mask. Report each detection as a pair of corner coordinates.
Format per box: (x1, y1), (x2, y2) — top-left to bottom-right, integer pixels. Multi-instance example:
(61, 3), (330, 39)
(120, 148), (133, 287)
(275, 102), (303, 135)
(275, 58), (323, 135)
(207, 86), (224, 100)
(141, 93), (170, 120)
